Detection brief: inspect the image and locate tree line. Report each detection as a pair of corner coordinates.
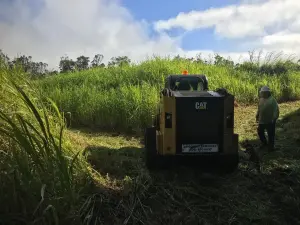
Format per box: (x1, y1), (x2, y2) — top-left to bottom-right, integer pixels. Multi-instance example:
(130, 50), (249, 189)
(1, 49), (300, 77)
(0, 49), (131, 77)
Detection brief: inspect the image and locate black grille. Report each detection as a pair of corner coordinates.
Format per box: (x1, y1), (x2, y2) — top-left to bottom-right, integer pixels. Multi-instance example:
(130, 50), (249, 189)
(175, 96), (224, 154)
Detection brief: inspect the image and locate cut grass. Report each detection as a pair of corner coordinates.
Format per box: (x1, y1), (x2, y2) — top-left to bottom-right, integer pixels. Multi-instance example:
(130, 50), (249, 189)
(74, 100), (300, 225)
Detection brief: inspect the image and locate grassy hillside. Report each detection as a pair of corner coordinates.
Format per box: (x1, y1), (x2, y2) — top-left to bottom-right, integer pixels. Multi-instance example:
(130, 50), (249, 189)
(38, 58), (300, 132)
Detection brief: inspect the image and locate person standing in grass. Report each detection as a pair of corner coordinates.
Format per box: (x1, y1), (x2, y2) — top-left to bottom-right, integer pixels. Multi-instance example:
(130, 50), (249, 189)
(256, 86), (279, 151)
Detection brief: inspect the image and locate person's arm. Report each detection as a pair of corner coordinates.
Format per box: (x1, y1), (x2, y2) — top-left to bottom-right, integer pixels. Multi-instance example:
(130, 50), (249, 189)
(274, 99), (279, 121)
(256, 98), (263, 122)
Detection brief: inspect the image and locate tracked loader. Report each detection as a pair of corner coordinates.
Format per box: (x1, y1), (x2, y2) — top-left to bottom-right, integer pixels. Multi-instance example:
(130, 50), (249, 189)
(144, 71), (239, 172)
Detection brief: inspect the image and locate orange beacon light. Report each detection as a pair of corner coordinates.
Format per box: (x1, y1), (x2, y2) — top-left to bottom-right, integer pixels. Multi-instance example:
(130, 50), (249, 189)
(182, 70), (188, 75)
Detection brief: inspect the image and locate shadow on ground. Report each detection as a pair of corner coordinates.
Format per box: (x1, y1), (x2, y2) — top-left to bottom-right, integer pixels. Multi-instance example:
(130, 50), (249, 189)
(84, 145), (144, 179)
(82, 108), (300, 225)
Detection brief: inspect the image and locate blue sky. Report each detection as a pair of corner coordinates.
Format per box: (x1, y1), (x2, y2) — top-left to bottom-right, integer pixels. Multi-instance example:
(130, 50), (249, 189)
(0, 0), (299, 68)
(122, 0), (239, 21)
(122, 0), (241, 51)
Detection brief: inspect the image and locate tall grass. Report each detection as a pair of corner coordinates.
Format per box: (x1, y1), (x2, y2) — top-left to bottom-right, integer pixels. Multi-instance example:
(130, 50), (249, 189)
(38, 57), (300, 132)
(0, 63), (94, 224)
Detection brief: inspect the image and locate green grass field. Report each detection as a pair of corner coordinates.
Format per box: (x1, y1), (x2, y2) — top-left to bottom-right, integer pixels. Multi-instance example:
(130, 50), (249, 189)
(1, 58), (300, 224)
(38, 58), (300, 133)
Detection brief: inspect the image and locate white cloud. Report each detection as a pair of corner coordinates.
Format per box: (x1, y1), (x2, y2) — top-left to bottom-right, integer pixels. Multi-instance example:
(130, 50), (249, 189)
(0, 0), (185, 69)
(263, 32), (300, 47)
(155, 7), (236, 36)
(261, 31), (300, 58)
(1, 0), (298, 70)
(154, 0), (300, 39)
(153, 0), (300, 60)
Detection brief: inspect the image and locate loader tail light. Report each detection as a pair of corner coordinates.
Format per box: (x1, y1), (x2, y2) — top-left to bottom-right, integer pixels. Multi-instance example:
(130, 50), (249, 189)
(165, 112), (172, 128)
(226, 113), (234, 128)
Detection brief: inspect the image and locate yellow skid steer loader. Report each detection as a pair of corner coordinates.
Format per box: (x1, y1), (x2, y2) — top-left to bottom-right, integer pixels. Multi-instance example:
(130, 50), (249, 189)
(144, 72), (239, 172)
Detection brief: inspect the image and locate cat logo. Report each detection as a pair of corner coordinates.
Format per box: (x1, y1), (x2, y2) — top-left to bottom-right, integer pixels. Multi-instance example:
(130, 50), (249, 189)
(195, 102), (207, 110)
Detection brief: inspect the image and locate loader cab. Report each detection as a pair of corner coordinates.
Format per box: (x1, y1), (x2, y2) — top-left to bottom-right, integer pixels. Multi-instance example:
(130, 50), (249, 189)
(164, 75), (209, 92)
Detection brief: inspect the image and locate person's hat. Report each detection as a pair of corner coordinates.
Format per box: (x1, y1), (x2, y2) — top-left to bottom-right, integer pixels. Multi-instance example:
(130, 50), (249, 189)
(260, 86), (271, 92)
